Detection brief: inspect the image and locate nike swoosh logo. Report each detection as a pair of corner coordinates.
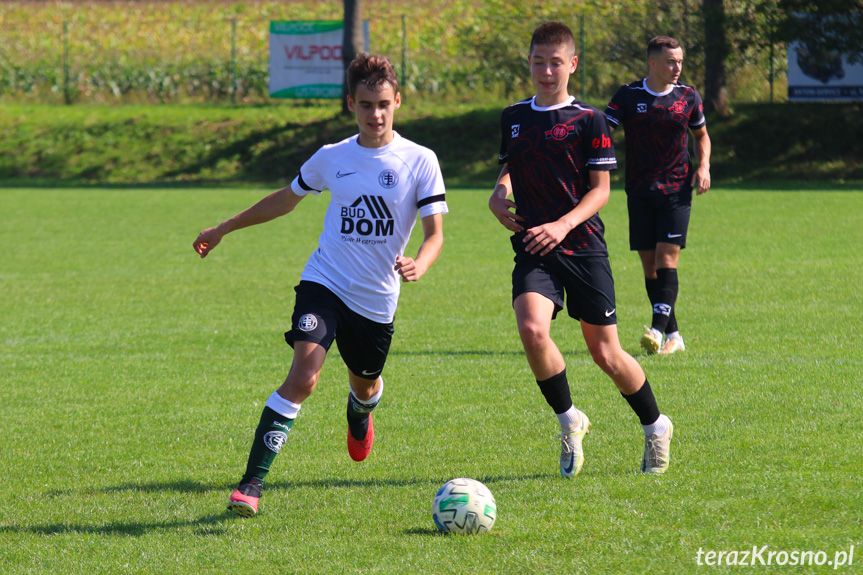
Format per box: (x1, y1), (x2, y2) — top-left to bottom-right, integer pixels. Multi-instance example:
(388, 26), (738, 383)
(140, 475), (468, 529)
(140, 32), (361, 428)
(563, 453), (574, 475)
(361, 369), (378, 376)
(605, 309), (615, 317)
(336, 171), (357, 178)
(667, 233), (682, 238)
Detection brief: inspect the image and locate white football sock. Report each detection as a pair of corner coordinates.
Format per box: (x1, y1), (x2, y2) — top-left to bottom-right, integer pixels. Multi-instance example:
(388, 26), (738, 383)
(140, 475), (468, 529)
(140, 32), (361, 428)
(643, 414), (668, 437)
(266, 391), (302, 419)
(350, 377), (384, 409)
(557, 406), (582, 431)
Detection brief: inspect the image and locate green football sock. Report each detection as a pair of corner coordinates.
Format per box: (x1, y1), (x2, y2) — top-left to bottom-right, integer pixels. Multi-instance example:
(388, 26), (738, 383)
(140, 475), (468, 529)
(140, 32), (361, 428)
(240, 406), (294, 484)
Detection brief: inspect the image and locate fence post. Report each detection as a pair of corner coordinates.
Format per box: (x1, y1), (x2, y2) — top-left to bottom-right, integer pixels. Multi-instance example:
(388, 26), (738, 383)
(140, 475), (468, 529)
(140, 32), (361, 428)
(63, 20), (71, 105)
(231, 17), (237, 104)
(401, 14), (406, 92)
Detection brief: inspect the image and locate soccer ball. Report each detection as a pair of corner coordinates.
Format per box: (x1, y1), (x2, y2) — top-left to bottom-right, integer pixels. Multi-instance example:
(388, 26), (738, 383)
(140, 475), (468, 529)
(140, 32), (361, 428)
(432, 478), (497, 534)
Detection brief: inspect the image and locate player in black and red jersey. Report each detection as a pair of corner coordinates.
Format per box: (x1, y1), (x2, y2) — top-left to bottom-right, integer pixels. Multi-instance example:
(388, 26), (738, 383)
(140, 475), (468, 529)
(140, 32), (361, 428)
(489, 22), (673, 478)
(605, 36), (712, 355)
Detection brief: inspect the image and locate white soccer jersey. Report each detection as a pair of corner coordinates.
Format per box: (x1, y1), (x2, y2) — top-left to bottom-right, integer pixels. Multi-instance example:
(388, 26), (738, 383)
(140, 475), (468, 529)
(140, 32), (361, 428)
(290, 132), (448, 323)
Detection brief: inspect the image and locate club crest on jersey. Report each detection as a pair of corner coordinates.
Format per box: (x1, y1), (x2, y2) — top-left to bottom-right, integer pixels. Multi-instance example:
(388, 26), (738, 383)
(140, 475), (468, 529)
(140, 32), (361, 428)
(671, 101), (687, 113)
(511, 124), (520, 138)
(545, 124), (574, 141)
(378, 169), (399, 189)
(637, 103), (648, 113)
(341, 195), (395, 237)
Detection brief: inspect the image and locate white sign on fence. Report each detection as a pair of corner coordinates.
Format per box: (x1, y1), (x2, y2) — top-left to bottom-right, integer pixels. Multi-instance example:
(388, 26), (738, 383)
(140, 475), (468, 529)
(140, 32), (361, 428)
(788, 41), (863, 101)
(269, 20), (369, 99)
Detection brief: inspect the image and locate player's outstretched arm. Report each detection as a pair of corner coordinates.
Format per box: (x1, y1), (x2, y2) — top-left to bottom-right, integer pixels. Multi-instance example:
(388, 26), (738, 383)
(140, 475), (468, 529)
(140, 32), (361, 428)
(193, 186), (304, 258)
(523, 170), (610, 256)
(691, 126), (712, 195)
(395, 212), (443, 282)
(488, 165), (524, 233)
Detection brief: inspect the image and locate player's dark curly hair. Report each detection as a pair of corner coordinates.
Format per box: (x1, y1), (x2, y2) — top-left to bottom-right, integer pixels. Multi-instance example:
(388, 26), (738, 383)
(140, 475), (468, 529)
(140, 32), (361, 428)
(346, 52), (399, 97)
(647, 36), (681, 58)
(529, 21), (576, 56)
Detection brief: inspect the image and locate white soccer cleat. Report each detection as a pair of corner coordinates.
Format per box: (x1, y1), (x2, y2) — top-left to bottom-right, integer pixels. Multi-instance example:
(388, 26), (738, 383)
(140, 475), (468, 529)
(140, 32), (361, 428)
(641, 415), (673, 474)
(660, 334), (685, 354)
(640, 326), (663, 355)
(557, 411), (591, 478)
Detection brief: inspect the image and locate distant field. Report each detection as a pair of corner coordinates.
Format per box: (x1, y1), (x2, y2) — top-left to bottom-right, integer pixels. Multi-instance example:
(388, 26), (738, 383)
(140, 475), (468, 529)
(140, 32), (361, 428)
(0, 188), (860, 574)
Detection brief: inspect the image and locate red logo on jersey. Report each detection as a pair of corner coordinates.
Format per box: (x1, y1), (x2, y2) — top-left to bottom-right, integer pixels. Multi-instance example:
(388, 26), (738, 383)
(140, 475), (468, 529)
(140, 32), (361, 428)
(671, 101), (687, 113)
(545, 124), (574, 141)
(592, 134), (612, 149)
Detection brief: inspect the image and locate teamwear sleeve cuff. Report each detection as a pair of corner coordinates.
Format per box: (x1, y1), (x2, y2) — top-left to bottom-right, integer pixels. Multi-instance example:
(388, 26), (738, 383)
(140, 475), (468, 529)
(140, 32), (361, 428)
(291, 173), (322, 196)
(419, 202), (449, 219)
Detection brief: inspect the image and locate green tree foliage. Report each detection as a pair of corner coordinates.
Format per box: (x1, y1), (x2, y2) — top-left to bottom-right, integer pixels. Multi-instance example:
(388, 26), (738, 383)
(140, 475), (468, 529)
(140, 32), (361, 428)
(778, 0), (863, 62)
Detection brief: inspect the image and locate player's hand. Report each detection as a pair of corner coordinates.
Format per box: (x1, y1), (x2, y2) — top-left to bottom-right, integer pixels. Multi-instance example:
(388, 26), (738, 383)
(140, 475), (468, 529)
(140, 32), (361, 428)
(394, 255), (425, 282)
(693, 166), (711, 195)
(489, 194), (524, 233)
(523, 221), (568, 256)
(193, 227), (224, 258)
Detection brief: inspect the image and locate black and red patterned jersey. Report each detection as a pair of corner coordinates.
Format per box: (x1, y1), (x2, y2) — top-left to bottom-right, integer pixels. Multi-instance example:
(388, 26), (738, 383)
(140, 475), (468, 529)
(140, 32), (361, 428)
(605, 79), (706, 197)
(499, 96), (617, 257)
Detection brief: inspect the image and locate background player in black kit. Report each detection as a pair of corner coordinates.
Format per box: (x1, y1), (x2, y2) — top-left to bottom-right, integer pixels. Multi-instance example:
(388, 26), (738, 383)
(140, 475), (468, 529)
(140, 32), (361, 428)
(605, 35), (712, 355)
(489, 22), (673, 477)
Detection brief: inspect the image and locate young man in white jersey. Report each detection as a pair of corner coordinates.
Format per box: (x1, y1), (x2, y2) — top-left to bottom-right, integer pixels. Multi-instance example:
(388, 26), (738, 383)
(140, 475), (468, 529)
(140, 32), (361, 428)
(193, 53), (448, 517)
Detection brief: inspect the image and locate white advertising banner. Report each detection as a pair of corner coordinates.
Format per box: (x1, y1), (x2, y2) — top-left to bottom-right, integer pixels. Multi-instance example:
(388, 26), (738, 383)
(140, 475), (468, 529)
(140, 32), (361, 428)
(788, 42), (863, 101)
(269, 20), (369, 99)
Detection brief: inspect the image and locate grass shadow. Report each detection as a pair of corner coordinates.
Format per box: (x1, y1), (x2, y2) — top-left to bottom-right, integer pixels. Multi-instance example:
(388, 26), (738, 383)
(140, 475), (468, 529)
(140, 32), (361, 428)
(0, 512), (233, 537)
(12, 473), (549, 538)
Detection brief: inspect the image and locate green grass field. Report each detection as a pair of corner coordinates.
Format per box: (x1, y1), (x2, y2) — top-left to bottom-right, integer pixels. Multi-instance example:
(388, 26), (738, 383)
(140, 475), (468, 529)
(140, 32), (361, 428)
(1, 188), (861, 574)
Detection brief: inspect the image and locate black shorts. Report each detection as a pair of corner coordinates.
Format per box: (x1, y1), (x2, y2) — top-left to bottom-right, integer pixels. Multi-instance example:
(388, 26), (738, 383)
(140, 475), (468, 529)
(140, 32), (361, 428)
(627, 192), (692, 251)
(285, 281), (394, 379)
(512, 251), (617, 326)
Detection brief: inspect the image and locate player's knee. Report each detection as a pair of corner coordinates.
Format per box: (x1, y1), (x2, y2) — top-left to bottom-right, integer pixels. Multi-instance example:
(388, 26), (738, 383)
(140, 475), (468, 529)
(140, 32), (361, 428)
(517, 320), (549, 351)
(588, 344), (619, 375)
(281, 370), (319, 401)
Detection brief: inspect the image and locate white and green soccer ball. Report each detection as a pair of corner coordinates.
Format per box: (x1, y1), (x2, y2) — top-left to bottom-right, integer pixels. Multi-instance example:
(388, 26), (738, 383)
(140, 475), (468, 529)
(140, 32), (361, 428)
(432, 478), (497, 534)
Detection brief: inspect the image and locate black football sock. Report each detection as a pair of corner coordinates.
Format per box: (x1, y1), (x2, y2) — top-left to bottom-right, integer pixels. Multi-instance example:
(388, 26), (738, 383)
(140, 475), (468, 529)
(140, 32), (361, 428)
(665, 311), (679, 335)
(621, 379), (661, 426)
(347, 392), (378, 441)
(536, 369), (574, 414)
(645, 276), (660, 311)
(651, 268), (679, 334)
(240, 406), (294, 485)
(650, 273), (679, 334)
